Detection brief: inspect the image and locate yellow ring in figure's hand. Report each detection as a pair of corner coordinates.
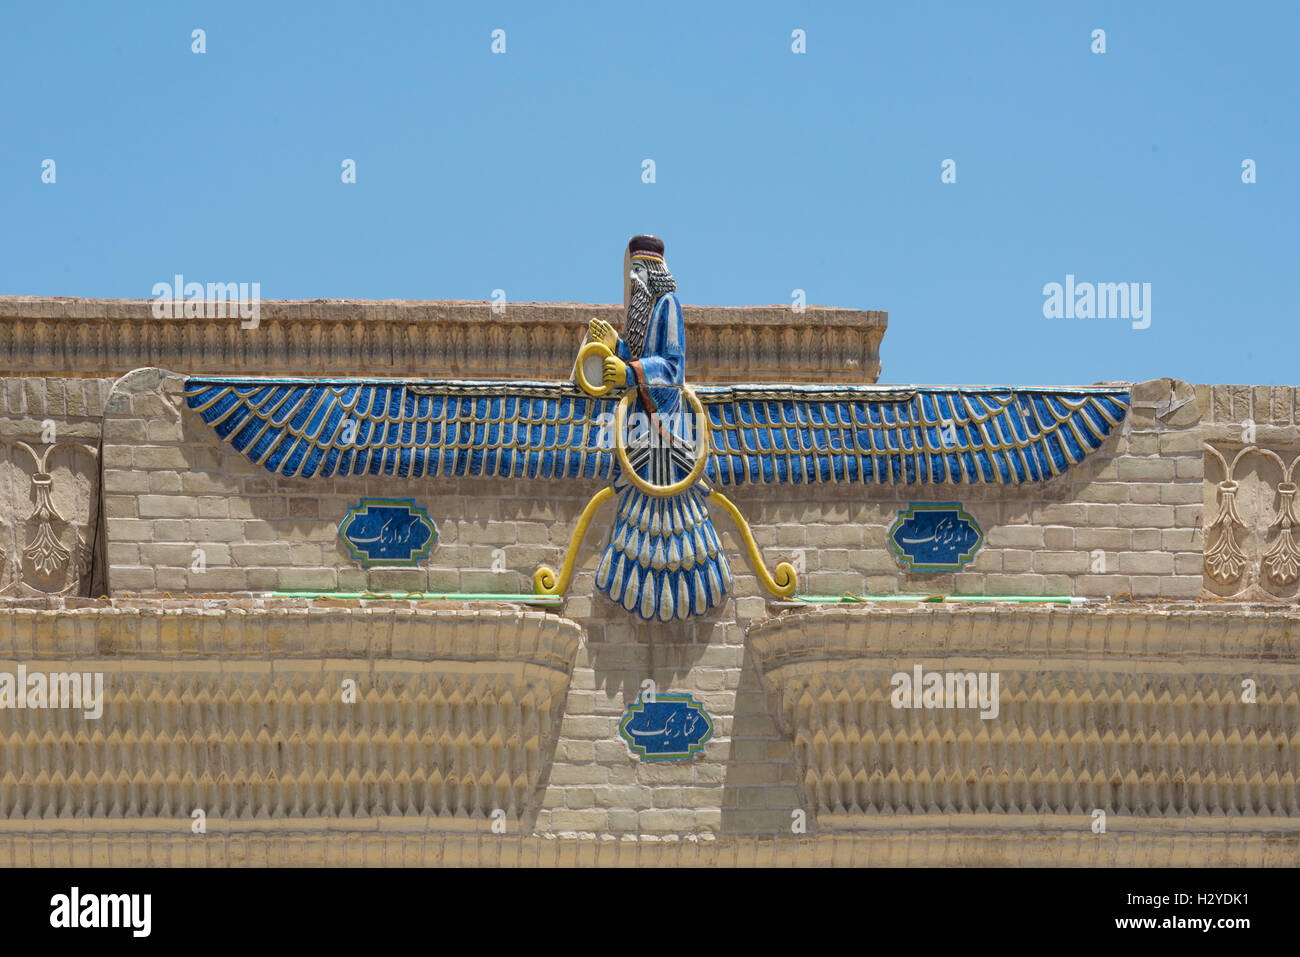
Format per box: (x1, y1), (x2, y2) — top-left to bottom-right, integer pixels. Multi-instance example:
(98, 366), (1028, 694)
(614, 386), (711, 498)
(575, 340), (615, 397)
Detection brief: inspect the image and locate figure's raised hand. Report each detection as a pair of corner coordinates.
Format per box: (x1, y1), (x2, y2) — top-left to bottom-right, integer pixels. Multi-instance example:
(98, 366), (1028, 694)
(588, 318), (618, 351)
(603, 356), (628, 388)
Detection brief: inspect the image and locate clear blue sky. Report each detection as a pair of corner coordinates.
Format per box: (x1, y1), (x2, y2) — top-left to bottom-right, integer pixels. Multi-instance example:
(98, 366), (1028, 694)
(2, 2), (1295, 386)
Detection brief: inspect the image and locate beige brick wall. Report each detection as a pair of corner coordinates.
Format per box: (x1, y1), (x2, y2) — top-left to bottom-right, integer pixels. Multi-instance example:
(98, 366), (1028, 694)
(104, 371), (1217, 604)
(89, 369), (1251, 839)
(0, 598), (1294, 863)
(0, 368), (1294, 857)
(1, 287), (1295, 862)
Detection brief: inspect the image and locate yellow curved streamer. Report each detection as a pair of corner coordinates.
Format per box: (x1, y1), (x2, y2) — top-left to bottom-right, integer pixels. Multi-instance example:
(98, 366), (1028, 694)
(534, 485), (616, 596)
(709, 490), (797, 599)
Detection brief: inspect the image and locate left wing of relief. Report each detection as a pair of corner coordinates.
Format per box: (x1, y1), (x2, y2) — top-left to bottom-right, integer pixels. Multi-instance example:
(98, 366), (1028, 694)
(183, 378), (619, 479)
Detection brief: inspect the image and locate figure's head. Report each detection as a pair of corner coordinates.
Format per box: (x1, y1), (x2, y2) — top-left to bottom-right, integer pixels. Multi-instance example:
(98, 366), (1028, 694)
(623, 234), (676, 359)
(624, 235), (671, 311)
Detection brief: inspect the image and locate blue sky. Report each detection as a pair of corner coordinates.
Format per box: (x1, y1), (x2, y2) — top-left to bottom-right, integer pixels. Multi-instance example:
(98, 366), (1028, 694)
(2, 2), (1295, 386)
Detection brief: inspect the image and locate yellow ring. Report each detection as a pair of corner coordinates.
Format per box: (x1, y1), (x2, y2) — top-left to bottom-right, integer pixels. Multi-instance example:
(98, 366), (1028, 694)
(614, 386), (711, 498)
(575, 340), (615, 397)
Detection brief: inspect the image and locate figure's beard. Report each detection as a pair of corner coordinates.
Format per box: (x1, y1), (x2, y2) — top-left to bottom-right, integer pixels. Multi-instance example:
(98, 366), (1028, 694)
(623, 280), (655, 359)
(623, 266), (675, 359)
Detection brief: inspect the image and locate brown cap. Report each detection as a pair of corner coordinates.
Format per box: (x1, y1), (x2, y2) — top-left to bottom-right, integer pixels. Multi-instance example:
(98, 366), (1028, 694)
(627, 235), (665, 258)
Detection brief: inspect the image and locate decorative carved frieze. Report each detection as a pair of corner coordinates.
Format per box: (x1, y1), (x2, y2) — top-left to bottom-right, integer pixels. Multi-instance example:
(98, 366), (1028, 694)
(751, 606), (1300, 824)
(0, 440), (99, 598)
(1203, 443), (1300, 595)
(1257, 450), (1300, 586)
(0, 603), (580, 824)
(0, 298), (887, 384)
(1203, 444), (1251, 584)
(0, 670), (562, 819)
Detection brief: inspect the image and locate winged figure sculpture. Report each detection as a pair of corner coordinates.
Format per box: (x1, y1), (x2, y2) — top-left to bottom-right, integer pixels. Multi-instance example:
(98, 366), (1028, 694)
(184, 235), (1130, 620)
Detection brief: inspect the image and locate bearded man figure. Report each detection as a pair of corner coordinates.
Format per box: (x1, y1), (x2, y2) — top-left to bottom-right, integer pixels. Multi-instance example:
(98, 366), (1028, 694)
(586, 235), (731, 621)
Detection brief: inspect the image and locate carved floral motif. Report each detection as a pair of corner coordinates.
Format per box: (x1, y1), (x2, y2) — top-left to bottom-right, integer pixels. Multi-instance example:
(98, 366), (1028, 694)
(2, 440), (99, 595)
(1257, 450), (1300, 586)
(1203, 444), (1251, 584)
(1203, 443), (1300, 589)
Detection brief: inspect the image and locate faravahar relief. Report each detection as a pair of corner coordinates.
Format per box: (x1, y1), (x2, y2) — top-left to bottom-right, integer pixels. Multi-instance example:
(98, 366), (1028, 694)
(184, 235), (1130, 620)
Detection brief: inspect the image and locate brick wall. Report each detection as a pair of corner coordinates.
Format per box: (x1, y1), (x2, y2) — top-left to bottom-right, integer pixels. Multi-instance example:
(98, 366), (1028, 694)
(1, 297), (1295, 861)
(90, 369), (1270, 837)
(104, 370), (1219, 603)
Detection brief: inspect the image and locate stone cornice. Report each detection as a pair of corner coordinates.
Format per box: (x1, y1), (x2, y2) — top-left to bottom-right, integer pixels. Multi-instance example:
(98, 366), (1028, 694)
(0, 297), (887, 384)
(2, 828), (1296, 866)
(0, 600), (582, 825)
(750, 604), (1300, 823)
(751, 604), (1300, 669)
(0, 600), (583, 674)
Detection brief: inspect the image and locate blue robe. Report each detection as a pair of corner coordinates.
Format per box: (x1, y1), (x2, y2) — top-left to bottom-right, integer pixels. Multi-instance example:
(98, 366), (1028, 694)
(595, 293), (732, 620)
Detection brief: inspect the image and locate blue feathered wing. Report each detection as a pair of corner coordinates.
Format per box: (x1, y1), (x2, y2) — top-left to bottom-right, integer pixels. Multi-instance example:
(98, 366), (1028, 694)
(699, 384), (1130, 486)
(183, 378), (619, 480)
(184, 377), (1129, 619)
(183, 378), (1128, 487)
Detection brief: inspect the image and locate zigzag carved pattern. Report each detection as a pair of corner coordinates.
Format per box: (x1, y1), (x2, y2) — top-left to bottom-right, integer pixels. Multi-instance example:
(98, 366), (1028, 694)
(784, 672), (1300, 816)
(0, 672), (564, 820)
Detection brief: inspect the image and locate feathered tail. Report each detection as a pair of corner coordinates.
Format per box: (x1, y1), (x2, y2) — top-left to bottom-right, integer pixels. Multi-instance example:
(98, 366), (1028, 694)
(595, 481), (731, 621)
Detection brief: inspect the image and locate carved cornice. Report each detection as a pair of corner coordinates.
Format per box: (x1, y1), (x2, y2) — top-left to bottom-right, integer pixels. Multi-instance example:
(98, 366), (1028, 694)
(0, 298), (887, 384)
(1, 828), (1296, 867)
(0, 600), (583, 672)
(751, 606), (1300, 821)
(0, 602), (581, 823)
(750, 604), (1300, 668)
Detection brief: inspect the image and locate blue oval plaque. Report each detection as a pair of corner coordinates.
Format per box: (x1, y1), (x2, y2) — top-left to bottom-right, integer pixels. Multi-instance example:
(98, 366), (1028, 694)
(339, 497), (437, 567)
(619, 693), (714, 762)
(888, 501), (983, 572)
